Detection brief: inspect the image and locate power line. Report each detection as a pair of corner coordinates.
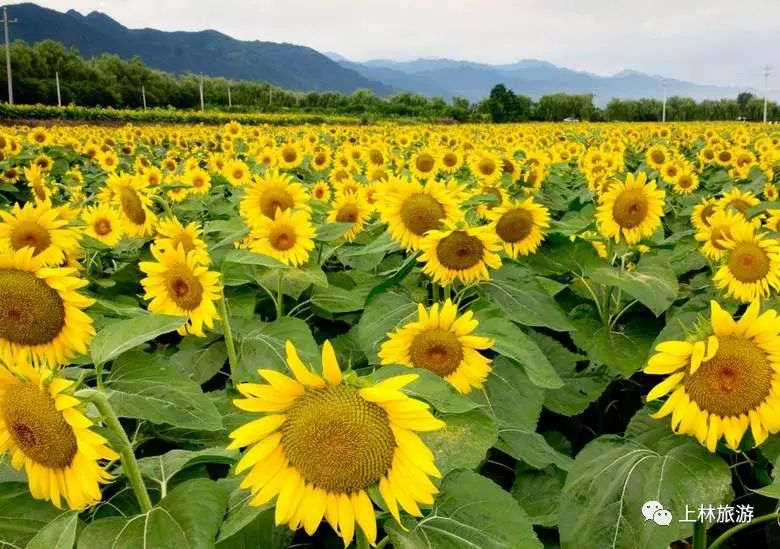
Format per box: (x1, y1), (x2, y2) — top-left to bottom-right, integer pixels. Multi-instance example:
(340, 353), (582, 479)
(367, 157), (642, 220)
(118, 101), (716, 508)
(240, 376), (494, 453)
(1, 7), (17, 105)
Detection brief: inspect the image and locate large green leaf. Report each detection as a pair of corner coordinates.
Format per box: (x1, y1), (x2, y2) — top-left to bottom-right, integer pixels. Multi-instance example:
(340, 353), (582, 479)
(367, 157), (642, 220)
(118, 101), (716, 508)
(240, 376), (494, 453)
(216, 482), (293, 548)
(106, 352), (223, 431)
(369, 365), (477, 414)
(559, 408), (733, 549)
(314, 221), (353, 242)
(479, 263), (573, 331)
(385, 470), (542, 549)
(511, 465), (567, 527)
(0, 483), (66, 547)
(310, 283), (371, 313)
(336, 231), (399, 271)
(420, 409), (498, 476)
(568, 305), (657, 377)
(90, 314), (186, 365)
(136, 448), (237, 495)
(233, 317), (319, 381)
(170, 341), (228, 383)
(473, 307), (563, 389)
(79, 480), (227, 549)
(25, 512), (80, 549)
(586, 254), (678, 316)
(357, 290), (418, 363)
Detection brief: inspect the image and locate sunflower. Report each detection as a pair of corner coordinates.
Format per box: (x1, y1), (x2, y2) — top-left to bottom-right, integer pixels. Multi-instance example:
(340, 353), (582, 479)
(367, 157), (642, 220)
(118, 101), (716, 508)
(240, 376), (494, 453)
(81, 204), (124, 247)
(96, 151), (118, 172)
(23, 164), (51, 203)
(139, 245), (222, 337)
(33, 154), (54, 172)
(379, 300), (493, 394)
(239, 170), (310, 229)
(379, 177), (463, 251)
(596, 171), (666, 244)
(409, 149), (438, 180)
(763, 183), (779, 202)
(0, 201), (81, 265)
(310, 149), (331, 172)
(438, 148), (463, 174)
(278, 142), (303, 169)
(671, 168), (699, 194)
(228, 340), (443, 545)
(0, 248), (95, 366)
(311, 181), (331, 202)
(469, 150), (502, 185)
(692, 197), (719, 231)
(764, 209), (780, 233)
(105, 174), (157, 237)
(645, 300), (780, 452)
(184, 167), (212, 195)
(0, 358), (117, 508)
(486, 197), (550, 258)
(646, 145), (668, 170)
(718, 188), (759, 219)
(327, 191), (371, 243)
(418, 222), (502, 285)
(222, 159), (250, 187)
(695, 209), (744, 261)
(248, 209), (316, 267)
(713, 224), (780, 303)
(154, 217), (211, 265)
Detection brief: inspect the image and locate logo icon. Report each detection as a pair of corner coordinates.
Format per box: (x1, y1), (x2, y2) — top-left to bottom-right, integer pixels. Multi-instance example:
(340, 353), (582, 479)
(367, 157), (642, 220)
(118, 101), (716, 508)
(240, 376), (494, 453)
(642, 500), (673, 526)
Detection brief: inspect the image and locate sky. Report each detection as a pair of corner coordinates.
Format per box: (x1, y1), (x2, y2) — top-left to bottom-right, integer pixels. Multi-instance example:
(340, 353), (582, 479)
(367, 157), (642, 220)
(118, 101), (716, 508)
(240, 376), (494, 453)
(23, 0), (780, 91)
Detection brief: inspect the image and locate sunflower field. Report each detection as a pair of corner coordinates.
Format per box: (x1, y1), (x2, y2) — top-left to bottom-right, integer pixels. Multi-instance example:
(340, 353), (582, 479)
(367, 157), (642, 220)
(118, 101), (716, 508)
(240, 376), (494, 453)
(0, 121), (779, 549)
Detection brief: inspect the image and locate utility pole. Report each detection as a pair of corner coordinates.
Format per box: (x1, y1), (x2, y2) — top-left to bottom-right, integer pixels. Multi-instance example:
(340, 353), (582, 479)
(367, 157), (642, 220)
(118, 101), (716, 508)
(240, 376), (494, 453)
(764, 66), (771, 124)
(2, 7), (17, 105)
(661, 80), (668, 123)
(227, 86), (232, 108)
(141, 85), (147, 110)
(55, 71), (61, 106)
(199, 73), (204, 111)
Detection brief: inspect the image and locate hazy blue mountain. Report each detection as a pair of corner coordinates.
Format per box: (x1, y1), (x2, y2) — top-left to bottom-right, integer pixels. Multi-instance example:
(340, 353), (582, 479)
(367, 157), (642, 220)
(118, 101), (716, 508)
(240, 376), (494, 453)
(2, 3), (393, 95)
(339, 57), (752, 104)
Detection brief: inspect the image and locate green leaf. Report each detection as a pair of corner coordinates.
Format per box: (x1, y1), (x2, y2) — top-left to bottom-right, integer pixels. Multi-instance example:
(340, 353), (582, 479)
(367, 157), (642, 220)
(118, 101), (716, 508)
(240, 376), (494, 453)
(473, 307), (563, 389)
(136, 448), (237, 493)
(498, 429), (574, 471)
(385, 470), (542, 549)
(479, 263), (573, 331)
(473, 357), (544, 431)
(0, 483), (68, 547)
(586, 254), (678, 316)
(222, 249), (288, 269)
(170, 341), (228, 383)
(568, 305), (657, 377)
(336, 231), (399, 270)
(25, 512), (79, 549)
(559, 409), (734, 549)
(511, 465), (566, 527)
(310, 283), (371, 313)
(369, 365), (477, 414)
(420, 409), (498, 476)
(357, 290), (418, 363)
(79, 480), (227, 549)
(216, 483), (293, 548)
(257, 262), (328, 299)
(90, 314), (186, 365)
(315, 221), (353, 242)
(106, 352), (223, 431)
(529, 331), (615, 416)
(234, 317), (319, 381)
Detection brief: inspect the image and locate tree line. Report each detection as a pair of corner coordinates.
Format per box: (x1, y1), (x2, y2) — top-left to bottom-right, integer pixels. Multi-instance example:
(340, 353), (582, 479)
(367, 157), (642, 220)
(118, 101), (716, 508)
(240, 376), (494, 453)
(1, 40), (777, 123)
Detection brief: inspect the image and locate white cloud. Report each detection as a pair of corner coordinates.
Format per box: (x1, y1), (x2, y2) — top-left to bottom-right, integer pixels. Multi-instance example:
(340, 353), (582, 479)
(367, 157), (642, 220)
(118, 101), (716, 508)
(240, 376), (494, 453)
(20, 0), (780, 90)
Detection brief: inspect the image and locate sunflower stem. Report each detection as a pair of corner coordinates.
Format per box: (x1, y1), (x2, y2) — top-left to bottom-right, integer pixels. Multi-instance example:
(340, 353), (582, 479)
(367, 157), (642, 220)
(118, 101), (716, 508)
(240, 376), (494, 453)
(276, 270), (284, 318)
(709, 512), (780, 549)
(83, 390), (153, 513)
(375, 536), (391, 549)
(693, 520), (707, 549)
(217, 293), (238, 382)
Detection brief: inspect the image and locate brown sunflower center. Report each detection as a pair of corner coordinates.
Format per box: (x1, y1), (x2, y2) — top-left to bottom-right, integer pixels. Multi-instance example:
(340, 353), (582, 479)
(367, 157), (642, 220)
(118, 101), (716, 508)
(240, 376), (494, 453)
(281, 384), (395, 493)
(369, 150), (384, 165)
(259, 187), (294, 219)
(709, 226), (731, 251)
(651, 151), (665, 165)
(164, 266), (204, 311)
(409, 328), (464, 377)
(478, 158), (497, 176)
(612, 189), (649, 229)
(171, 233), (195, 253)
(119, 187), (147, 225)
(415, 154), (435, 173)
(496, 209), (534, 243)
(10, 221), (52, 255)
(399, 194), (446, 236)
(0, 269), (66, 345)
(282, 148), (297, 163)
(336, 204), (359, 224)
(684, 336), (772, 417)
(442, 152), (458, 168)
(678, 175), (693, 189)
(728, 242), (770, 283)
(94, 218), (113, 236)
(270, 226), (297, 251)
(700, 204), (716, 227)
(436, 231), (484, 270)
(727, 200), (751, 214)
(1, 383), (78, 468)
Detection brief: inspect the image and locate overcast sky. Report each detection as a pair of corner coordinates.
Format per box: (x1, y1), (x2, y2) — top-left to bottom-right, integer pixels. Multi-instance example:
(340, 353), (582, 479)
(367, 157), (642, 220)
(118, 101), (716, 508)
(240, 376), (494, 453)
(25, 0), (780, 91)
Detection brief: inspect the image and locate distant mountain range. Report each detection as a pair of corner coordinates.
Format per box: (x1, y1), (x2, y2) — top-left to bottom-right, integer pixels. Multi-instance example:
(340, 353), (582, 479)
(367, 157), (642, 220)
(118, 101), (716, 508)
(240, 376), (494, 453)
(3, 3), (756, 104)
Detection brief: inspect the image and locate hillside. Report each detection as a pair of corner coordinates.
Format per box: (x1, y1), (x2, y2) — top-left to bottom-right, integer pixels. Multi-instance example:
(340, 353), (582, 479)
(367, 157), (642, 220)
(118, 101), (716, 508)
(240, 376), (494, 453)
(2, 3), (393, 95)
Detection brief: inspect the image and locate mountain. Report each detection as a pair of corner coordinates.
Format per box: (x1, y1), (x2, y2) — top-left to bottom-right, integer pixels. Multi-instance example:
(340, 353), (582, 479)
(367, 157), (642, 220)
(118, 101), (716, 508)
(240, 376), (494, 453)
(337, 58), (753, 105)
(2, 3), (393, 95)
